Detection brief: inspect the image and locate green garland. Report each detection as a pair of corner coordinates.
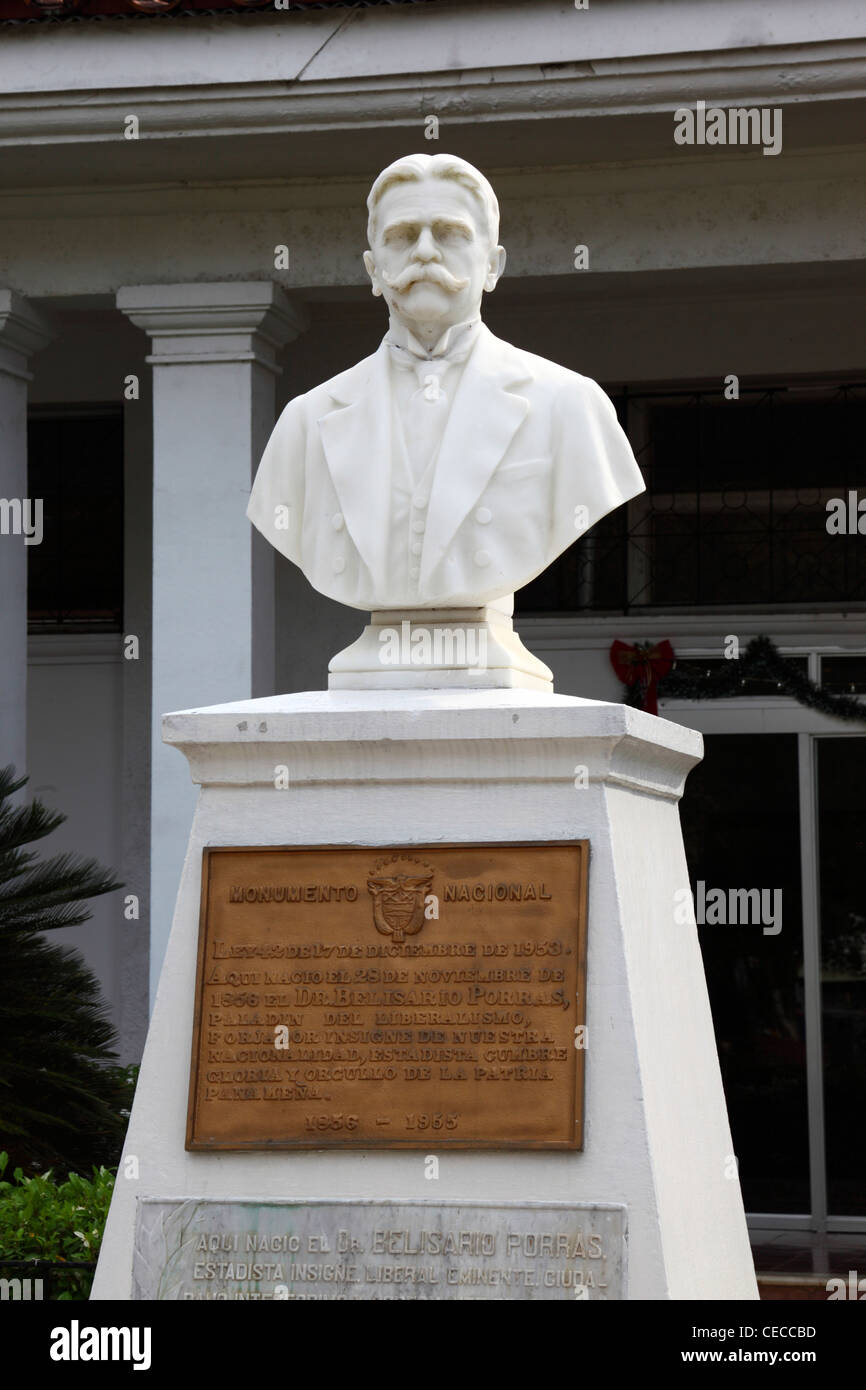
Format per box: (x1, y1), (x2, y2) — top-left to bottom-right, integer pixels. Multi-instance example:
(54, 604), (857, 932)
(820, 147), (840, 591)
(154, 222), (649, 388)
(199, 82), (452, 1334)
(624, 635), (866, 723)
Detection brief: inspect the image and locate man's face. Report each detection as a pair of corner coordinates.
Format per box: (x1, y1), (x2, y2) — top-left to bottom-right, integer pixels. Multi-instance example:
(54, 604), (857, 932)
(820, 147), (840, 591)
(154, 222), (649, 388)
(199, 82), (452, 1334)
(364, 176), (505, 334)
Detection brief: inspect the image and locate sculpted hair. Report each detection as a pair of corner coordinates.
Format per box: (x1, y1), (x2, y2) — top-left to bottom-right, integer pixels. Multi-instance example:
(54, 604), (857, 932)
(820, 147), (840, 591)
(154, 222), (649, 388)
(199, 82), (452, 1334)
(366, 154), (500, 247)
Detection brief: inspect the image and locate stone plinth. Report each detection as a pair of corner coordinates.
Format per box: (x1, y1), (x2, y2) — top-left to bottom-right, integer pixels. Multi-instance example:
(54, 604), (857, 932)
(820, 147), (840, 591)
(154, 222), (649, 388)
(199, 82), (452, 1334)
(92, 690), (757, 1301)
(328, 606), (553, 691)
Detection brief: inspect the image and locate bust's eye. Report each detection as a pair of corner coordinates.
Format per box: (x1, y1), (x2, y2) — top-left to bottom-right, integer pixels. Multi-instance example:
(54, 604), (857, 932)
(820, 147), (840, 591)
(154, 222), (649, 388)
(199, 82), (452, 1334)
(434, 222), (472, 244)
(384, 224), (418, 246)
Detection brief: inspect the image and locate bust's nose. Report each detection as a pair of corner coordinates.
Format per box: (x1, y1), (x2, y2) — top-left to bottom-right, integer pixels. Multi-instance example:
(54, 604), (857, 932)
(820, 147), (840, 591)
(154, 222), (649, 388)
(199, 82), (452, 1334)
(413, 225), (441, 262)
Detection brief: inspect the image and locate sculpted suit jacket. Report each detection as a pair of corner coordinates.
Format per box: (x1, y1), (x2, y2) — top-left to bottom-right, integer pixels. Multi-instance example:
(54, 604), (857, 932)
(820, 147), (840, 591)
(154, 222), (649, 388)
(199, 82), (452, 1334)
(247, 324), (645, 610)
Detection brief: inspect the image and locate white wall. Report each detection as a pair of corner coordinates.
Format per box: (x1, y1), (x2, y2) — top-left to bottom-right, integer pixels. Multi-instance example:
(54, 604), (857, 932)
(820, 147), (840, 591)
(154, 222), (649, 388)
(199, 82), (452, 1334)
(26, 637), (136, 1060)
(3, 149), (865, 297)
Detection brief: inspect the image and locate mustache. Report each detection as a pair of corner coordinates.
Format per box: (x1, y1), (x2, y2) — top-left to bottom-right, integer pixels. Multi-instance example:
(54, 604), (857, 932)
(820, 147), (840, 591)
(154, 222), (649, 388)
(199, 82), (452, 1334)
(382, 263), (470, 293)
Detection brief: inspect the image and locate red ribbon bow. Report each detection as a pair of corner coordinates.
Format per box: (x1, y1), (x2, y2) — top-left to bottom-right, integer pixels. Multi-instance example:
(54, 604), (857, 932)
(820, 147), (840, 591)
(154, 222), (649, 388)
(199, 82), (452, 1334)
(609, 640), (674, 716)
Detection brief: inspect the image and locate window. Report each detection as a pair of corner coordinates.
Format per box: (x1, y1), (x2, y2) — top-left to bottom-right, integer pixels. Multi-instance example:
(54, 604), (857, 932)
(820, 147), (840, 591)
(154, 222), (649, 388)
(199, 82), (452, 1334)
(517, 382), (866, 613)
(27, 407), (124, 632)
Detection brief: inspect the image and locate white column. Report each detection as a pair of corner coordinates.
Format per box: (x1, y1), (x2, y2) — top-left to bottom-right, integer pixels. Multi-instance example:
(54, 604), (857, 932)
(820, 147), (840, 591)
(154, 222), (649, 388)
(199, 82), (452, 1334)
(116, 282), (306, 1001)
(0, 290), (53, 782)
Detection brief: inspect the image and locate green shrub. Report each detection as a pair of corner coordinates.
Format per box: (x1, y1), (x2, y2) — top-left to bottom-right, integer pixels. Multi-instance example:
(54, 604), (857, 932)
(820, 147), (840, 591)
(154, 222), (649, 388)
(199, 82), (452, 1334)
(0, 1151), (114, 1299)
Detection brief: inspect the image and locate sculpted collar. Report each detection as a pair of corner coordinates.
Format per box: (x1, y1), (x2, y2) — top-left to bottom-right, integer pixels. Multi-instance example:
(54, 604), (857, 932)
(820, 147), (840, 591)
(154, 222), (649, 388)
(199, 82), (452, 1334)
(384, 316), (482, 363)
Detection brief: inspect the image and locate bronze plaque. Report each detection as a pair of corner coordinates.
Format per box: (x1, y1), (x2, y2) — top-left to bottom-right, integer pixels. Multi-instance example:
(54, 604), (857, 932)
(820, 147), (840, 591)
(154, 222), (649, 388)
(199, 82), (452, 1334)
(186, 842), (588, 1151)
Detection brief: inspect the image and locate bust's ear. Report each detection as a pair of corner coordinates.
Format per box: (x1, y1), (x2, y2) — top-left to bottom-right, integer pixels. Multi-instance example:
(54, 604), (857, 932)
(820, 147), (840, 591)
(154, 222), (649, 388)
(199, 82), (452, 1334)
(484, 245), (506, 293)
(363, 249), (383, 298)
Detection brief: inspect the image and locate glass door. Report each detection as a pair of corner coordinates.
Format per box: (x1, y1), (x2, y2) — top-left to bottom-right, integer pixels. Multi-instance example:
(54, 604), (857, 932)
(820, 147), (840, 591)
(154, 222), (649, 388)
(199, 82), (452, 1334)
(679, 734), (809, 1216)
(816, 738), (866, 1220)
(679, 730), (866, 1229)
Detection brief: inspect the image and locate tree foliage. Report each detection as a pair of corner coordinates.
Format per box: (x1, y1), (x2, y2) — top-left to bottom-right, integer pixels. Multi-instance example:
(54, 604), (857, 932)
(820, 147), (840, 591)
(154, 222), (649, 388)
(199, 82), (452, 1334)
(0, 766), (128, 1176)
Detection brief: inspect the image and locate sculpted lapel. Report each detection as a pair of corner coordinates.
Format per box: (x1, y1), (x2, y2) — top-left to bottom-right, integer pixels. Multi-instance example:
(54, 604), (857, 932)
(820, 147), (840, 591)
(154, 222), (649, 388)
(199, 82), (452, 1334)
(419, 327), (531, 592)
(317, 345), (393, 597)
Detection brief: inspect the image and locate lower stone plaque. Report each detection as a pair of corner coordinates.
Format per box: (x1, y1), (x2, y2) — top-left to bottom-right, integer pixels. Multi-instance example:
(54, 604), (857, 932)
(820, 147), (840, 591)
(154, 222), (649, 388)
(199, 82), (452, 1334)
(187, 842), (588, 1150)
(132, 1199), (626, 1300)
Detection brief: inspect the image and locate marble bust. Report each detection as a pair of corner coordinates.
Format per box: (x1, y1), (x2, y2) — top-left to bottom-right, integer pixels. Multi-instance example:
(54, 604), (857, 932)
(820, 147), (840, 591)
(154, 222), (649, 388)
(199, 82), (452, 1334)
(247, 154), (645, 688)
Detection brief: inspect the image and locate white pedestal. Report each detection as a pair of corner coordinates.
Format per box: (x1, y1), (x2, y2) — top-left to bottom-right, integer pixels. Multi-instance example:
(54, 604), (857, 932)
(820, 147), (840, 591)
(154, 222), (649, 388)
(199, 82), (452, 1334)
(328, 604), (553, 691)
(92, 690), (757, 1301)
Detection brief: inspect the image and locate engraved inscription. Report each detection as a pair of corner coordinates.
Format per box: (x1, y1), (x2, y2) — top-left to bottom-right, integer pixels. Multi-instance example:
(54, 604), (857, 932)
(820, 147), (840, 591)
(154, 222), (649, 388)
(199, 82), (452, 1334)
(187, 843), (588, 1150)
(133, 1200), (625, 1301)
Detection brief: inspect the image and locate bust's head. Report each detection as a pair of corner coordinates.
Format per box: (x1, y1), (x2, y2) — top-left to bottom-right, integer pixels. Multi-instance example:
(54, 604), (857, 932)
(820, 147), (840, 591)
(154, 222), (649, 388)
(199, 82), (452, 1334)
(363, 154), (506, 345)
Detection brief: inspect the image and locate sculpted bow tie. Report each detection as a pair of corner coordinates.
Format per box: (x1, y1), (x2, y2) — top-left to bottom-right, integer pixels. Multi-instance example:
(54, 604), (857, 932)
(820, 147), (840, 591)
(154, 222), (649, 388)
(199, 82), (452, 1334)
(385, 320), (480, 384)
(387, 338), (477, 376)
